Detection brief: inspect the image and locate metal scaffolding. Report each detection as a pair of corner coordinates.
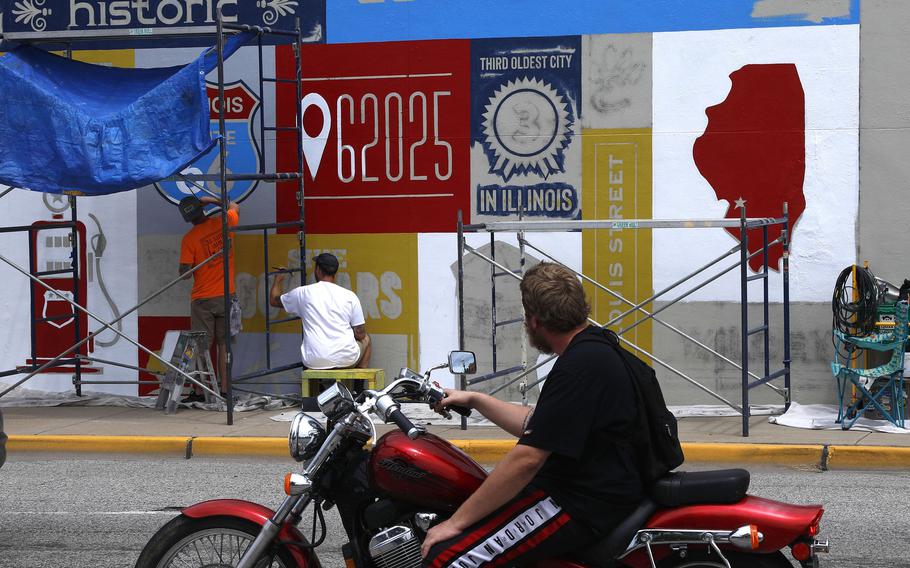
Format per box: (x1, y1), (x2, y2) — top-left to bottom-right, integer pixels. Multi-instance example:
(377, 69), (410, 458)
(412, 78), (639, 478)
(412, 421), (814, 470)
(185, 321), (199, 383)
(456, 205), (792, 437)
(0, 12), (308, 425)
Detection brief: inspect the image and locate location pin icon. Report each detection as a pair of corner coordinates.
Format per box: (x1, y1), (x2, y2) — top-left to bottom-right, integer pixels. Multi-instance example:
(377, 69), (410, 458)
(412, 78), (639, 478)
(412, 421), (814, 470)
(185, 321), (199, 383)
(300, 93), (331, 179)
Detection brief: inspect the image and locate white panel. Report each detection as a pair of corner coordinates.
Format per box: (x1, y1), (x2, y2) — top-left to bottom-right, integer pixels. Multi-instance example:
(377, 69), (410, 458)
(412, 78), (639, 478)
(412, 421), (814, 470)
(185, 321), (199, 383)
(418, 231), (582, 389)
(652, 24), (859, 301)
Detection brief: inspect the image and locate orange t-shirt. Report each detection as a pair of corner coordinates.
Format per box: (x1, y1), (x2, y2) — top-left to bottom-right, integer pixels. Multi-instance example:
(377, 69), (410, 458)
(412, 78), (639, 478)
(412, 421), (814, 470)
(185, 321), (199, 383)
(180, 210), (239, 300)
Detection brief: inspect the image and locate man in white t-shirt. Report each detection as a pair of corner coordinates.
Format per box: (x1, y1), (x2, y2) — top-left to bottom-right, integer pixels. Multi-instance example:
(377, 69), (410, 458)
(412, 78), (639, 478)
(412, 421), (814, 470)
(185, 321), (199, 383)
(269, 253), (372, 369)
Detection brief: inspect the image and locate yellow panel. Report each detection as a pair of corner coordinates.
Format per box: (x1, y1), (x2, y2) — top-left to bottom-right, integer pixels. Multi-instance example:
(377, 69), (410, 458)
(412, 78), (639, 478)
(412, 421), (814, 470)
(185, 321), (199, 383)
(50, 50), (136, 68)
(302, 368), (385, 381)
(3, 50), (136, 67)
(234, 233), (420, 370)
(582, 129), (653, 359)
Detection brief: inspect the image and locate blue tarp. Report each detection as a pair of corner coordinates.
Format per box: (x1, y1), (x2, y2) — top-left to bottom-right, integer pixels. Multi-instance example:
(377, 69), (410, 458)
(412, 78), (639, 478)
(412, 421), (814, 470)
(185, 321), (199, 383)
(0, 34), (251, 196)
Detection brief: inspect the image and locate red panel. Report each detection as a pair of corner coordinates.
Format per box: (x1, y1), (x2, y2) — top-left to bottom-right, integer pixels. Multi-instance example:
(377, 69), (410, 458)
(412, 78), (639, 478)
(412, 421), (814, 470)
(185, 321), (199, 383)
(646, 495), (822, 552)
(693, 64), (805, 272)
(138, 315), (189, 396)
(30, 221), (89, 362)
(275, 40), (471, 234)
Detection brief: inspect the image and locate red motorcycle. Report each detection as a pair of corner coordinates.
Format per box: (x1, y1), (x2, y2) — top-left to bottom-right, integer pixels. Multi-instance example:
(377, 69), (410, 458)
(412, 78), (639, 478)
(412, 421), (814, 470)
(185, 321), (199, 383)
(135, 352), (829, 568)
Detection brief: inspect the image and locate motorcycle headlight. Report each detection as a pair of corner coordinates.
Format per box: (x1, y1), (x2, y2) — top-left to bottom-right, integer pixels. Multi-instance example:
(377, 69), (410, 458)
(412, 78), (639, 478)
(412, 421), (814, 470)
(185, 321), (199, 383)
(317, 382), (355, 420)
(289, 412), (326, 462)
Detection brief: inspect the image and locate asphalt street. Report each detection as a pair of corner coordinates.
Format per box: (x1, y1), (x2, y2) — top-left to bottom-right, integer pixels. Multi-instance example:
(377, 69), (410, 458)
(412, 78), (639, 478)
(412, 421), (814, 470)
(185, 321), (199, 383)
(0, 454), (908, 568)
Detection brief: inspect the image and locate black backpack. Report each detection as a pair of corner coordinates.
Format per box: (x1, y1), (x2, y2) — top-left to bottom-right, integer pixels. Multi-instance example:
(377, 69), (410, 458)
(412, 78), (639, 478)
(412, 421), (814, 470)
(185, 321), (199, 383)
(577, 326), (685, 483)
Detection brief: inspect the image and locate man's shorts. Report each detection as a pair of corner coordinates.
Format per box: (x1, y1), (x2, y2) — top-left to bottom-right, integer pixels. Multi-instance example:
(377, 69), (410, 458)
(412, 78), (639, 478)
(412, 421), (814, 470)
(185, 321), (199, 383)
(191, 296), (231, 348)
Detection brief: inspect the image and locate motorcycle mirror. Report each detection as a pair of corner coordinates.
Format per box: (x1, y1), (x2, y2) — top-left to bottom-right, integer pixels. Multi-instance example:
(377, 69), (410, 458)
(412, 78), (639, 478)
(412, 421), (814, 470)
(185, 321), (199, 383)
(447, 351), (477, 374)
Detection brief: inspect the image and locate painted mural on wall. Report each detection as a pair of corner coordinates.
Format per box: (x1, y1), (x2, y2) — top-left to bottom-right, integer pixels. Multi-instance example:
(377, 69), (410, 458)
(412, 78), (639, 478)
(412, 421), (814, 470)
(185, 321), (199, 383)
(0, 48), (141, 395)
(580, 34), (653, 359)
(275, 40), (472, 234)
(0, 0), (862, 405)
(0, 0), (326, 47)
(693, 63), (805, 272)
(326, 0), (858, 43)
(234, 233), (420, 375)
(582, 128), (653, 357)
(652, 24), (858, 302)
(155, 81), (263, 209)
(471, 36), (581, 221)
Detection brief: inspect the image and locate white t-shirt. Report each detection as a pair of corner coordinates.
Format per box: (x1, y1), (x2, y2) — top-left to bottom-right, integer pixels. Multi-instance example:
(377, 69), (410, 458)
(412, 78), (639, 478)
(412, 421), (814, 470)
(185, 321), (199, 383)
(280, 281), (366, 369)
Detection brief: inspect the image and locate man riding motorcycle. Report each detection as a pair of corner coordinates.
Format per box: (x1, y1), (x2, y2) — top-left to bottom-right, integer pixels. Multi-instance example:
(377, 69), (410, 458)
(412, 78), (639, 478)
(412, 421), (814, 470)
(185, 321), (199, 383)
(423, 262), (644, 567)
(136, 263), (828, 568)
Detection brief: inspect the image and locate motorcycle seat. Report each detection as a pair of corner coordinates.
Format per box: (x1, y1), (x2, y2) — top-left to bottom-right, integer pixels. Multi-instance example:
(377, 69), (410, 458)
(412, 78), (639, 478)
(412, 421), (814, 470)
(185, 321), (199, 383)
(571, 498), (658, 568)
(650, 468), (750, 507)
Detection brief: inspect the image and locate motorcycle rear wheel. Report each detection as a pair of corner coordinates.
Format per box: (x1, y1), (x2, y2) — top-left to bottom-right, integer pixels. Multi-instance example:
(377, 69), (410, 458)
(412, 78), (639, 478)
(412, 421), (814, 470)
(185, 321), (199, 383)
(134, 515), (298, 568)
(658, 550), (794, 567)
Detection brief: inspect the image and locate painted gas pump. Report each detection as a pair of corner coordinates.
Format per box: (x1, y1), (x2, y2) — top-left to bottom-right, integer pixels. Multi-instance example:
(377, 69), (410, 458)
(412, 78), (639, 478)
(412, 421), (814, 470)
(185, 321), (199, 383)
(25, 219), (93, 371)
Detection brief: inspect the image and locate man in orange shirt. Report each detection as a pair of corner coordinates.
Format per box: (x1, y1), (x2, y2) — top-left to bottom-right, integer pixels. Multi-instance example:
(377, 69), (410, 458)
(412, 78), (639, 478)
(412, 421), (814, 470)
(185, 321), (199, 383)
(178, 195), (239, 402)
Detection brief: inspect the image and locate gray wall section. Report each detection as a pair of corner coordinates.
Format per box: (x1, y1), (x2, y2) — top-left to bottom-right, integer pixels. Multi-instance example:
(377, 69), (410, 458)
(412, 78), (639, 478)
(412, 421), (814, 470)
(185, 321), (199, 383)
(582, 33), (652, 129)
(137, 234), (192, 318)
(859, 0), (910, 283)
(651, 302), (835, 407)
(453, 241), (543, 404)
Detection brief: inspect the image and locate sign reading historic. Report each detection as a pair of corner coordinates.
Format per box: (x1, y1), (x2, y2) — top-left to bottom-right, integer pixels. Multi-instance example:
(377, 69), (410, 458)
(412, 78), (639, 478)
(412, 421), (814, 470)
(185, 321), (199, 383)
(275, 40), (471, 234)
(0, 0), (325, 46)
(155, 80), (262, 209)
(470, 36), (582, 220)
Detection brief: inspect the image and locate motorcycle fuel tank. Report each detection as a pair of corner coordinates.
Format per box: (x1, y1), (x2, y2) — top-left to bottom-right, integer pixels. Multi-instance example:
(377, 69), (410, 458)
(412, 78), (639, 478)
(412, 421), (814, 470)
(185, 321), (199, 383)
(369, 431), (487, 511)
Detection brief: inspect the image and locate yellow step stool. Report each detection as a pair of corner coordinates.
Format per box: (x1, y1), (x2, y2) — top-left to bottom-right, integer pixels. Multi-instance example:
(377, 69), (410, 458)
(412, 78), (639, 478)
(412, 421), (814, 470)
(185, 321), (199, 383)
(301, 368), (385, 397)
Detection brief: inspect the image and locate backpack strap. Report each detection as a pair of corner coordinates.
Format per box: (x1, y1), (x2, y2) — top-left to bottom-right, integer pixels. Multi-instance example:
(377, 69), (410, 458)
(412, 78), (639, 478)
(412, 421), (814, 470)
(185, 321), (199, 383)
(573, 326), (646, 441)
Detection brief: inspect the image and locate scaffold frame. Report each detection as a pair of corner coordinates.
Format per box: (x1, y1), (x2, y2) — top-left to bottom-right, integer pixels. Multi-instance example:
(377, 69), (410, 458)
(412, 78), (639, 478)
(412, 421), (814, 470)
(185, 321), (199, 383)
(456, 205), (792, 437)
(0, 11), (310, 425)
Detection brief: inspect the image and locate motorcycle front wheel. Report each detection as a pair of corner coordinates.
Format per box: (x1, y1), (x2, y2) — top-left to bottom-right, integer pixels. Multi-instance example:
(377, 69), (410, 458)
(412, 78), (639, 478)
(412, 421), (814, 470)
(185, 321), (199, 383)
(659, 550), (794, 567)
(134, 515), (299, 568)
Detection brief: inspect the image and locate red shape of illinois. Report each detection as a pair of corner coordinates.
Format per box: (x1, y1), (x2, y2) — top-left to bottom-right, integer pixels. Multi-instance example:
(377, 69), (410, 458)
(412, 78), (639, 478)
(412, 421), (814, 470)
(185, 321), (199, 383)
(693, 63), (805, 272)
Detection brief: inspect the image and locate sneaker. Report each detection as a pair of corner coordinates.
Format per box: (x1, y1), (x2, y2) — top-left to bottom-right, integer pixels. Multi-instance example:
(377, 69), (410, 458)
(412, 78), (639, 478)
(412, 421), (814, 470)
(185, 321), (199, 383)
(181, 392), (205, 404)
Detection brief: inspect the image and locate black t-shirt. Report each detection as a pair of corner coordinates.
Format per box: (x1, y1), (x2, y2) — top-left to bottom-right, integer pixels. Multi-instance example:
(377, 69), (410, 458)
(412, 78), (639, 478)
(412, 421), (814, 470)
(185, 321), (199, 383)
(518, 326), (644, 533)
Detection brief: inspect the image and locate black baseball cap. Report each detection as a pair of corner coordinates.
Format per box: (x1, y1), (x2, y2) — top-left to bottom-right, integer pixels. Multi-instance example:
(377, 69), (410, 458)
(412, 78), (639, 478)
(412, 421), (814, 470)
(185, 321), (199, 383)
(313, 252), (339, 274)
(178, 196), (204, 223)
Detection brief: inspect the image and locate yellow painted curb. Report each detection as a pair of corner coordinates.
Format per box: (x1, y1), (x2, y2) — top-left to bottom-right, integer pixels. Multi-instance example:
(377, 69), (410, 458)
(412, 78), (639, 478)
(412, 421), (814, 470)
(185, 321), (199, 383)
(192, 437), (287, 457)
(450, 439), (516, 463)
(8, 435), (190, 455)
(10, 435), (910, 470)
(681, 443), (822, 465)
(827, 446), (910, 469)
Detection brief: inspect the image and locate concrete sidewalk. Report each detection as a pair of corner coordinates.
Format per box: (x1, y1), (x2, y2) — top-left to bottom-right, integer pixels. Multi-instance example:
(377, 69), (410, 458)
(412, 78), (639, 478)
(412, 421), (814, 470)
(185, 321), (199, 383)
(4, 405), (910, 468)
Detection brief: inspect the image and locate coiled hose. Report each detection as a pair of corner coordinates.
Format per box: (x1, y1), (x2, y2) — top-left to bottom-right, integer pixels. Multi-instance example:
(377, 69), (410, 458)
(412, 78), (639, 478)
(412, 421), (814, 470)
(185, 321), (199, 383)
(832, 264), (880, 360)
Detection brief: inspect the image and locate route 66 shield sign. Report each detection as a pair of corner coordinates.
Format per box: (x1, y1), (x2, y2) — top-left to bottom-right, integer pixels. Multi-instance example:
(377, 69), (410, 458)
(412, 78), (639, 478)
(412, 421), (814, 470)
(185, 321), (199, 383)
(155, 80), (262, 211)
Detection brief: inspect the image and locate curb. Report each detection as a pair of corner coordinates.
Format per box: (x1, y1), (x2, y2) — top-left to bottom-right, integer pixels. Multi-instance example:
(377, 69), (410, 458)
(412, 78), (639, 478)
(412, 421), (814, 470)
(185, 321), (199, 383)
(681, 443), (823, 466)
(8, 435), (191, 455)
(192, 437), (287, 457)
(8, 435), (910, 468)
(826, 445), (910, 469)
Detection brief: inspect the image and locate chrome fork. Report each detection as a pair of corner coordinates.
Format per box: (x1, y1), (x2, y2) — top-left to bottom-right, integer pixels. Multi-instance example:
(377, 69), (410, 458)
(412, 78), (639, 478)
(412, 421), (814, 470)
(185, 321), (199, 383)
(236, 495), (303, 568)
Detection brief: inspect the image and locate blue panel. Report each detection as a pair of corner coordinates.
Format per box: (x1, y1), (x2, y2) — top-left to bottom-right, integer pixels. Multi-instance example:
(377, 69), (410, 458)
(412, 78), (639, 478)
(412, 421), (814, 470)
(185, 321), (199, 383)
(0, 33), (251, 195)
(0, 0), (325, 48)
(471, 36), (583, 219)
(327, 0), (859, 44)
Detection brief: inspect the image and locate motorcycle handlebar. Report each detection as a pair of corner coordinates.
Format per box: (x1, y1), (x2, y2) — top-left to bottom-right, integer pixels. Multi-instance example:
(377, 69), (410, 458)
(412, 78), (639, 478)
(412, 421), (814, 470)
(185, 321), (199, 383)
(447, 404), (472, 417)
(388, 408), (421, 440)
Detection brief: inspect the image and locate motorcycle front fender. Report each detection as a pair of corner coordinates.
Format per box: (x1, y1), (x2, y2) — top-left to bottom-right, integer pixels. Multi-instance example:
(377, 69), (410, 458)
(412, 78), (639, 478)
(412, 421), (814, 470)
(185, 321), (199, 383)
(646, 495), (823, 552)
(182, 499), (319, 568)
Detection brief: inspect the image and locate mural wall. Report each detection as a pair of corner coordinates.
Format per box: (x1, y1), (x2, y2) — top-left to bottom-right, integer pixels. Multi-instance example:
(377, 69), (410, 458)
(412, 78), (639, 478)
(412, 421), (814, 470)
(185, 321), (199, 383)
(0, 0), (861, 405)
